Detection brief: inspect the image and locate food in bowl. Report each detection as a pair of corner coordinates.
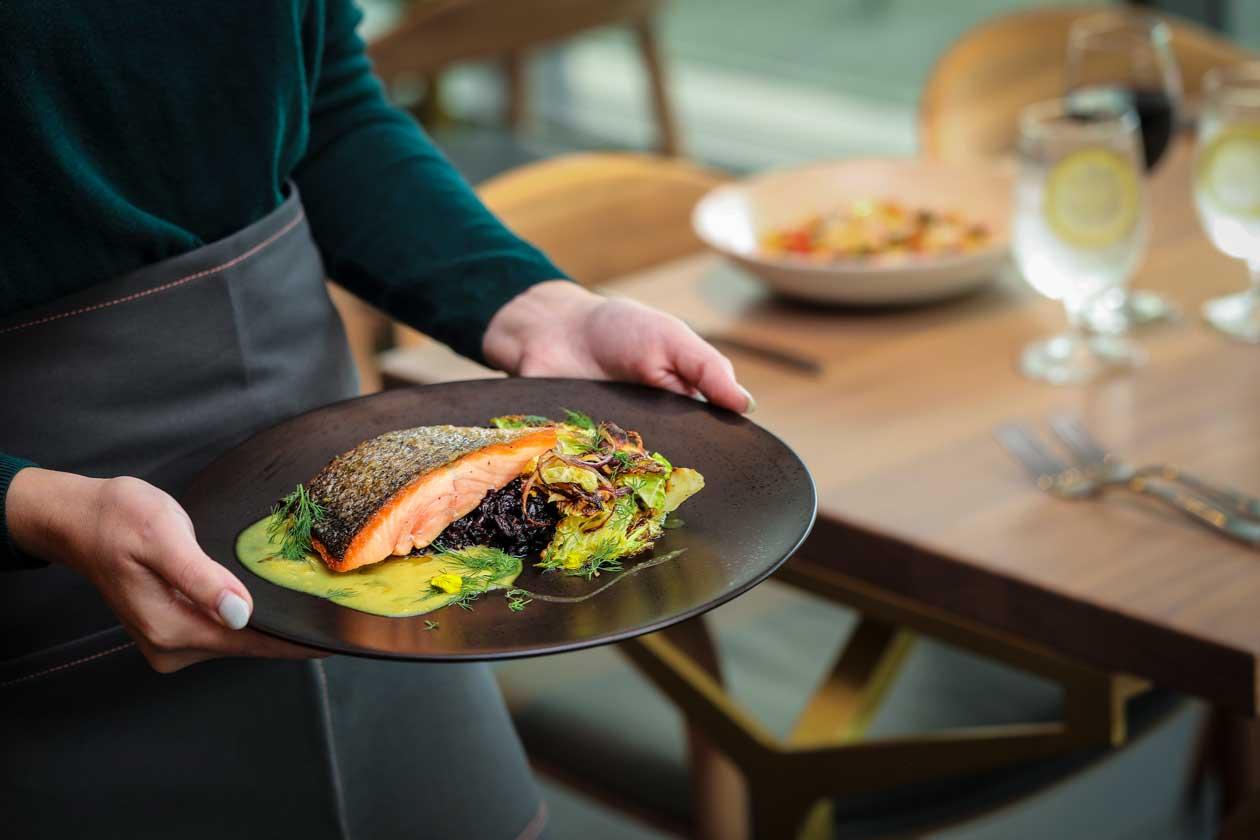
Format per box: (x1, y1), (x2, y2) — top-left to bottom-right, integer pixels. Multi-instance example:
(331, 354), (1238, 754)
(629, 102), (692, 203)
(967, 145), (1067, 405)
(760, 198), (991, 264)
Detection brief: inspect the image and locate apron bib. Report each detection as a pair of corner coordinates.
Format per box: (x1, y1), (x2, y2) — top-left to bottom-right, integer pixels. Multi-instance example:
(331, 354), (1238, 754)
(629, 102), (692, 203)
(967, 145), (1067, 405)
(0, 189), (546, 840)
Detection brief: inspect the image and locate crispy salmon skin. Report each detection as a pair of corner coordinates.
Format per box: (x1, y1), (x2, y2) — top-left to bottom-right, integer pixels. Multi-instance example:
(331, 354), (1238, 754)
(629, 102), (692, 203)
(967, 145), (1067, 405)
(308, 424), (557, 572)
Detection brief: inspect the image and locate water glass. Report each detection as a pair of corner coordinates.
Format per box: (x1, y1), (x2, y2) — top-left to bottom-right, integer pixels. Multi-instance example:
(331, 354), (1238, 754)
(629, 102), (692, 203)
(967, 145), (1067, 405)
(1013, 98), (1148, 384)
(1194, 62), (1260, 342)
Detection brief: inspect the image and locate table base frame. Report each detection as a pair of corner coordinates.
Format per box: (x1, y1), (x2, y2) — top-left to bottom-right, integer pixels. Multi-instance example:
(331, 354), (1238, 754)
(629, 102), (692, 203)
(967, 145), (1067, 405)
(621, 557), (1149, 839)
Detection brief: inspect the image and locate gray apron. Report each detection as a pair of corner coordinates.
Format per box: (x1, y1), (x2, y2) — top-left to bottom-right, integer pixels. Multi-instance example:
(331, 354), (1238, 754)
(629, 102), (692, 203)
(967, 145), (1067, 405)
(0, 187), (547, 840)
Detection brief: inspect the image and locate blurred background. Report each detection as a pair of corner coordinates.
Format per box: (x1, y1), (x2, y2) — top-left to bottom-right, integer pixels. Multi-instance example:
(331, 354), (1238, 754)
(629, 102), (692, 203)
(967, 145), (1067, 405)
(356, 0), (1260, 177)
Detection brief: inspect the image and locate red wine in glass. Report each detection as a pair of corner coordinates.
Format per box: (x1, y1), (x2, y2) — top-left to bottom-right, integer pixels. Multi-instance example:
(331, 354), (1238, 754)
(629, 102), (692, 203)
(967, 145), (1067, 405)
(1068, 85), (1176, 171)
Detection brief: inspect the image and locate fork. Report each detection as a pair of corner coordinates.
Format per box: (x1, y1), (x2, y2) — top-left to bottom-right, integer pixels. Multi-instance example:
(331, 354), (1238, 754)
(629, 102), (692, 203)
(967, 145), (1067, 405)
(995, 422), (1260, 546)
(1049, 415), (1260, 520)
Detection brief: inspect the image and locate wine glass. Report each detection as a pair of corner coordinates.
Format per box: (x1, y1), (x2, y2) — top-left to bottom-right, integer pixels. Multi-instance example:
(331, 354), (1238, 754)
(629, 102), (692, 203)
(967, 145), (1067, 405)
(1066, 11), (1182, 330)
(1194, 63), (1260, 342)
(1013, 98), (1148, 384)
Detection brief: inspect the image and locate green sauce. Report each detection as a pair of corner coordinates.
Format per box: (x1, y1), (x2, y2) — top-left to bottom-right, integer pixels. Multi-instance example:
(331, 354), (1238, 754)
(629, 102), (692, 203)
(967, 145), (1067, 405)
(235, 517), (520, 617)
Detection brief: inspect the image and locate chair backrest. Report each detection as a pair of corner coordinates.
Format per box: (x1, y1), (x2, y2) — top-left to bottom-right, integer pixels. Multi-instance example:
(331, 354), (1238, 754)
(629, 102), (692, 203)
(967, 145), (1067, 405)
(919, 6), (1254, 161)
(391, 152), (724, 349)
(477, 152), (725, 285)
(368, 0), (663, 79)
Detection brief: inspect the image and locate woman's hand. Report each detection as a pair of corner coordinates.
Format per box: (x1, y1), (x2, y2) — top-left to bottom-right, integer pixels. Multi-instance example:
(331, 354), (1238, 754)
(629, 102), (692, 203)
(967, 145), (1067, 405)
(483, 281), (755, 413)
(6, 468), (322, 673)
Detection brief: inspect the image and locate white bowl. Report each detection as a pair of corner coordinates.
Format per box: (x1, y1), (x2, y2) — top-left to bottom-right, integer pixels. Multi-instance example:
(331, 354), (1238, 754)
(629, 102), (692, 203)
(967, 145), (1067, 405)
(692, 157), (1013, 305)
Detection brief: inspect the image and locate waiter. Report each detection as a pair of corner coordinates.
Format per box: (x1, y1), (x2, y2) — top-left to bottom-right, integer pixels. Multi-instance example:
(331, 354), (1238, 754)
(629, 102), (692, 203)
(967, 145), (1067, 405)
(0, 3), (752, 837)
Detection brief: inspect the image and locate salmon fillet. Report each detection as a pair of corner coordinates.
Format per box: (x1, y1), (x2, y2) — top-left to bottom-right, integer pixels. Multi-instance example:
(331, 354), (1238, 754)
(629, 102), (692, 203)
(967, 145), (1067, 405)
(307, 425), (558, 572)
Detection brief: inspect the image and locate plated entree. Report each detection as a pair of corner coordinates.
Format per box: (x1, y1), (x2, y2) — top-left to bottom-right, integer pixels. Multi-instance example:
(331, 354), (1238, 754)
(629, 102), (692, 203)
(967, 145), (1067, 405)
(236, 411), (703, 618)
(760, 197), (991, 264)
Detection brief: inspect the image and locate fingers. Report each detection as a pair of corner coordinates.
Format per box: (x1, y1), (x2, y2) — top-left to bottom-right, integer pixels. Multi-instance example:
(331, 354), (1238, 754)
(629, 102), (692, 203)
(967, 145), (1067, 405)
(46, 474), (321, 674)
(646, 369), (699, 399)
(145, 629), (330, 673)
(150, 519), (253, 629)
(668, 331), (755, 414)
(115, 565), (325, 672)
(106, 479), (255, 630)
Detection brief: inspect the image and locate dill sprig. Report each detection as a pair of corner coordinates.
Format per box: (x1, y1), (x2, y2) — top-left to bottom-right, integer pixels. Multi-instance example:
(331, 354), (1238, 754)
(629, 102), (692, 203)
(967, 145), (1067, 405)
(579, 537), (625, 580)
(559, 408), (601, 454)
(446, 590), (482, 611)
(431, 543), (519, 579)
(268, 484), (325, 561)
(562, 408), (596, 431)
(505, 588), (533, 612)
(423, 544), (523, 612)
(610, 450), (635, 474)
(583, 556), (624, 580)
(424, 620), (440, 631)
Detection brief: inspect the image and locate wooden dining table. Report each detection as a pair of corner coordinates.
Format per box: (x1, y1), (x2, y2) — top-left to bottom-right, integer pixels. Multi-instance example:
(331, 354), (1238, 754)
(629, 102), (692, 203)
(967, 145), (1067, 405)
(378, 137), (1260, 836)
(596, 139), (1260, 835)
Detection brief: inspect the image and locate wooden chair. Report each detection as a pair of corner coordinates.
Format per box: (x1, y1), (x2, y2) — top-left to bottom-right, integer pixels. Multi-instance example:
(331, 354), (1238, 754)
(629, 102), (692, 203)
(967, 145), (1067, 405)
(919, 5), (1253, 161)
(367, 0), (680, 156)
(378, 152), (724, 386)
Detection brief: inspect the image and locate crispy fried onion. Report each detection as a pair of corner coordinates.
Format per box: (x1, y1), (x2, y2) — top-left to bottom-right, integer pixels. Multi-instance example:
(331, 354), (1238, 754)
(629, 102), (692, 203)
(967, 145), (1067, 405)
(522, 450), (633, 523)
(519, 424), (663, 526)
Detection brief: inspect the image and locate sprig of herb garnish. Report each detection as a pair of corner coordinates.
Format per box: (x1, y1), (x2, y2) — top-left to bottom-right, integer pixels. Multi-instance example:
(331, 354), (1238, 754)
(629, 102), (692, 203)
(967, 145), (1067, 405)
(424, 620), (440, 631)
(431, 543), (519, 579)
(580, 537), (625, 580)
(268, 484), (325, 561)
(424, 544), (523, 612)
(562, 408), (596, 431)
(505, 588), (533, 612)
(559, 408), (601, 454)
(446, 590), (482, 611)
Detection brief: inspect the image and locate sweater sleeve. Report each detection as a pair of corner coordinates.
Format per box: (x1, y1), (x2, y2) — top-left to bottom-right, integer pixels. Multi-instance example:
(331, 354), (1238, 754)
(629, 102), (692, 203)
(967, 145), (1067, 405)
(0, 454), (43, 572)
(293, 0), (568, 365)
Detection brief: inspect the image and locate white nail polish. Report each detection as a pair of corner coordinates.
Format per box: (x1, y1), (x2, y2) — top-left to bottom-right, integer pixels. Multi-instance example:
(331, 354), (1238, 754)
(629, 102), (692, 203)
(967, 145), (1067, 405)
(740, 386), (757, 414)
(217, 592), (251, 630)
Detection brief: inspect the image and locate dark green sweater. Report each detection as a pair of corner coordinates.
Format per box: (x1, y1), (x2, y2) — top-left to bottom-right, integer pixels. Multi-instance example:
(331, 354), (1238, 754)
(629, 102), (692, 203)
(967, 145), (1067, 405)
(0, 1), (565, 569)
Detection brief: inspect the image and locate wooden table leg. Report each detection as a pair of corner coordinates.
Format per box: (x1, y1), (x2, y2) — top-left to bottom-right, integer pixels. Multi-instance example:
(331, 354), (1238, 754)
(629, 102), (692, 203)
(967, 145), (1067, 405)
(659, 616), (750, 840)
(632, 17), (680, 157)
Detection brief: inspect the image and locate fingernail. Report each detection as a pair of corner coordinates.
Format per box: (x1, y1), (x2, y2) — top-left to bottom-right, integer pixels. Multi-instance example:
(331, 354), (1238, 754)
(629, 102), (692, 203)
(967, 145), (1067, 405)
(217, 592), (251, 630)
(740, 386), (757, 414)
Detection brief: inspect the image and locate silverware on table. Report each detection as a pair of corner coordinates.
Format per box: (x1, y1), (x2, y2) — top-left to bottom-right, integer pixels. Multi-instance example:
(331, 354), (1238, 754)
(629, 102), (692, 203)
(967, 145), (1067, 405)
(1048, 415), (1260, 520)
(994, 421), (1260, 546)
(697, 332), (824, 376)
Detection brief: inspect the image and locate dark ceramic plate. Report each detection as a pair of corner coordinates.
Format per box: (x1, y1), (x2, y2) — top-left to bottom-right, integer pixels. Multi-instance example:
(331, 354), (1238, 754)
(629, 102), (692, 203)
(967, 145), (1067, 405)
(182, 378), (815, 661)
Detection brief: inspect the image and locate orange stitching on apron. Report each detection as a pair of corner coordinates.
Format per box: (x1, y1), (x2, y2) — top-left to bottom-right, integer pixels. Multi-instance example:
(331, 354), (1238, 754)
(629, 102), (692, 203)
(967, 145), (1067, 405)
(0, 209), (306, 336)
(514, 799), (548, 840)
(0, 641), (136, 688)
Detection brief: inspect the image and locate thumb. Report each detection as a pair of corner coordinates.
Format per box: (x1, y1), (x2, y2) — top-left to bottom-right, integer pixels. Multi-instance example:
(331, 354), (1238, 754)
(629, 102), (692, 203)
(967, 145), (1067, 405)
(147, 512), (254, 630)
(670, 336), (755, 414)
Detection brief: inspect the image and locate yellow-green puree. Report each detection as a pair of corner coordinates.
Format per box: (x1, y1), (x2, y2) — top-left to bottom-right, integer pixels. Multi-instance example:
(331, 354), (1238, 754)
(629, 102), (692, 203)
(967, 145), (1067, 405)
(235, 517), (521, 618)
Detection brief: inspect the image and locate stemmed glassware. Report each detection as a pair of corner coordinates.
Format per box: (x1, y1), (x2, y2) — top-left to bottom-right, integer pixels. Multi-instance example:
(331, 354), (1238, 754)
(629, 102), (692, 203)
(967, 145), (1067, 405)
(1065, 11), (1182, 331)
(1193, 62), (1260, 342)
(1012, 98), (1148, 384)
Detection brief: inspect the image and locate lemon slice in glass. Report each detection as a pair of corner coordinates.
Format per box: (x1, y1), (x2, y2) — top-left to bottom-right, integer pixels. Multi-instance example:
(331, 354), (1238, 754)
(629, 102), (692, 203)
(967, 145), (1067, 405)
(1197, 124), (1260, 219)
(1044, 148), (1139, 249)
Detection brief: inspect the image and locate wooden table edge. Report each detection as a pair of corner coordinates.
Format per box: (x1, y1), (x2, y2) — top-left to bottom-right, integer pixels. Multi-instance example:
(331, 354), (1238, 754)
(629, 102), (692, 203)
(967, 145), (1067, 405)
(788, 514), (1259, 716)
